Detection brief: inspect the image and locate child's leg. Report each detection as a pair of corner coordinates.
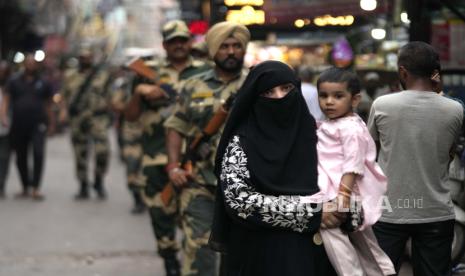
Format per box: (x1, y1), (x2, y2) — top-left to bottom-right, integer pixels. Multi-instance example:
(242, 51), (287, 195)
(320, 228), (364, 276)
(349, 227), (396, 276)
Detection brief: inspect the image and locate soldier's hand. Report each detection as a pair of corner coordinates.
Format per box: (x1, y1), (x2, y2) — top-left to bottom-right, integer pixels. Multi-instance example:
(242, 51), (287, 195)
(136, 84), (168, 101)
(168, 168), (191, 187)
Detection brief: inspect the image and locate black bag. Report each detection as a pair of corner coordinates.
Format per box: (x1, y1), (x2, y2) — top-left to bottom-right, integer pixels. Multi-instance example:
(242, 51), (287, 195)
(340, 199), (364, 233)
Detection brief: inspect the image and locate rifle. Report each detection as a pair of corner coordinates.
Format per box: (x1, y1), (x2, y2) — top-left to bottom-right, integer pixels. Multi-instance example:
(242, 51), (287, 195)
(125, 57), (177, 100)
(160, 94), (236, 206)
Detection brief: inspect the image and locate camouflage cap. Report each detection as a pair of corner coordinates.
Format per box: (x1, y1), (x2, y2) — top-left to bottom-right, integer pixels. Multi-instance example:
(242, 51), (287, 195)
(162, 20), (191, 42)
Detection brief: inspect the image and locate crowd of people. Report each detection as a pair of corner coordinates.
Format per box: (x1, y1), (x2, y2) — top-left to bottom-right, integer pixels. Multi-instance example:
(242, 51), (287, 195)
(0, 19), (463, 276)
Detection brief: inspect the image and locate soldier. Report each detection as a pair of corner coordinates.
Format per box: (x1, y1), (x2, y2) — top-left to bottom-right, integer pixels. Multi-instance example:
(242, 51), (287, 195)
(164, 22), (250, 276)
(110, 69), (146, 213)
(59, 48), (111, 200)
(124, 20), (209, 276)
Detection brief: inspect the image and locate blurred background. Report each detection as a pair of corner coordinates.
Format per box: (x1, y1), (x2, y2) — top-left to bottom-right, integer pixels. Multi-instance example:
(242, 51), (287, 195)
(1, 0), (465, 95)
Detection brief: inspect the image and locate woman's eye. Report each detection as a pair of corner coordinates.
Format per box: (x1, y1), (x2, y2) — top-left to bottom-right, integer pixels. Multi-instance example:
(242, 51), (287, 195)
(285, 84), (294, 92)
(263, 90), (272, 95)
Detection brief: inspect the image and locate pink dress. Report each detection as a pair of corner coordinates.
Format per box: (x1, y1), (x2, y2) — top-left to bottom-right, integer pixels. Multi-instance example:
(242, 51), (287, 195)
(314, 114), (395, 276)
(317, 114), (387, 228)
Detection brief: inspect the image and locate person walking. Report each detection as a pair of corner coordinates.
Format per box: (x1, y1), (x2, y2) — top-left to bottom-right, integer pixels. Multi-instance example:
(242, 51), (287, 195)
(368, 41), (463, 275)
(164, 21), (250, 276)
(1, 54), (55, 200)
(124, 20), (209, 276)
(110, 69), (146, 214)
(0, 60), (12, 198)
(59, 48), (111, 200)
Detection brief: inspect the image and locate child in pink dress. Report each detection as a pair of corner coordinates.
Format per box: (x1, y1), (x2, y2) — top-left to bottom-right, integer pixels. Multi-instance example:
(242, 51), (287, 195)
(313, 67), (395, 275)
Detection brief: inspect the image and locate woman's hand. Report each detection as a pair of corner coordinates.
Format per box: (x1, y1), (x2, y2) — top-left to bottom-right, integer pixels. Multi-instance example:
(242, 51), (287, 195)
(320, 201), (346, 229)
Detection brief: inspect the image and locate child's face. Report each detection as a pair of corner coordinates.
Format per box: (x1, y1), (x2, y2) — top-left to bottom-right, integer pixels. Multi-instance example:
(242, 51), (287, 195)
(318, 82), (361, 120)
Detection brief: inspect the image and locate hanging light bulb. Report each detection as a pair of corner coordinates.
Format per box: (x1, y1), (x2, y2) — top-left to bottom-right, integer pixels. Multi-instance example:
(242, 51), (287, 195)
(371, 28), (386, 40)
(401, 12), (410, 24)
(360, 0), (377, 11)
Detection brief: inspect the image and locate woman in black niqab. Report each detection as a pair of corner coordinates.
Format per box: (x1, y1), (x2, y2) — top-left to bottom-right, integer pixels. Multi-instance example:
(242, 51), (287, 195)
(210, 60), (336, 276)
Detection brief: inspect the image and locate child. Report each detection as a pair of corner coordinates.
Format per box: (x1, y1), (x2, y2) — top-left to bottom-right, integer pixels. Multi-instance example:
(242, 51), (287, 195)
(314, 67), (395, 275)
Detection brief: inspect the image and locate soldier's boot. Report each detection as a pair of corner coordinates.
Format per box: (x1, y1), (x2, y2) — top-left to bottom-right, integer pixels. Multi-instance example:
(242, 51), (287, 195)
(74, 181), (89, 200)
(93, 175), (107, 200)
(163, 255), (181, 276)
(131, 190), (146, 214)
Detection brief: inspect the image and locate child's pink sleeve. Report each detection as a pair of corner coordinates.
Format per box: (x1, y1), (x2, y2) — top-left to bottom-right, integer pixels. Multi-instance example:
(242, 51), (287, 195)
(339, 125), (368, 175)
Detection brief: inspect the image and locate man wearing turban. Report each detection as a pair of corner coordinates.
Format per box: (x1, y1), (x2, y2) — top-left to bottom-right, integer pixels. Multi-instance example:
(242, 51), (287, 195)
(164, 21), (250, 275)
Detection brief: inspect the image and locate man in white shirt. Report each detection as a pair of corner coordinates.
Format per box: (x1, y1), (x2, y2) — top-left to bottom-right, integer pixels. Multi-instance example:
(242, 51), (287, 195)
(298, 66), (325, 121)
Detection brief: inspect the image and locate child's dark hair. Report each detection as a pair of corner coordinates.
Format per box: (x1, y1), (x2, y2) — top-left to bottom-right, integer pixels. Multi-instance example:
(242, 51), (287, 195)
(398, 41), (440, 78)
(317, 67), (361, 95)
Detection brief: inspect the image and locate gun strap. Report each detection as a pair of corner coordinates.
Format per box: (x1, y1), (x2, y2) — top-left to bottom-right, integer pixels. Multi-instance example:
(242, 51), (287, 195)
(69, 66), (101, 113)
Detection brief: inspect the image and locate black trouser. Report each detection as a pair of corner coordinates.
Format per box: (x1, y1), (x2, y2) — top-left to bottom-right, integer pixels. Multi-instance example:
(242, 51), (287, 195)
(0, 135), (10, 193)
(10, 123), (47, 191)
(373, 220), (454, 276)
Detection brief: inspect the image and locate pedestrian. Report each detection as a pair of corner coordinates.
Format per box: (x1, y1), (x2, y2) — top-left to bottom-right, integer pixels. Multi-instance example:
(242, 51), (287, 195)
(314, 67), (395, 275)
(110, 68), (146, 214)
(59, 48), (111, 200)
(211, 60), (337, 276)
(0, 60), (12, 198)
(164, 21), (250, 276)
(298, 65), (325, 121)
(124, 20), (209, 276)
(0, 54), (55, 200)
(368, 41), (463, 275)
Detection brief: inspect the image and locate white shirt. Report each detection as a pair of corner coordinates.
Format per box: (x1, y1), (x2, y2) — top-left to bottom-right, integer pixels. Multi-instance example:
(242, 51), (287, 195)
(301, 82), (325, 122)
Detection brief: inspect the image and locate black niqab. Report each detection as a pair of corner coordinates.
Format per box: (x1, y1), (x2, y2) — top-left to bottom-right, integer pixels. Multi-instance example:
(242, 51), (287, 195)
(215, 60), (319, 195)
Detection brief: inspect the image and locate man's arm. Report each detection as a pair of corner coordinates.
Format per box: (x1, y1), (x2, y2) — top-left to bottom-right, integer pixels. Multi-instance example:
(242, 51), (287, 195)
(124, 84), (167, 121)
(0, 91), (9, 127)
(165, 128), (190, 186)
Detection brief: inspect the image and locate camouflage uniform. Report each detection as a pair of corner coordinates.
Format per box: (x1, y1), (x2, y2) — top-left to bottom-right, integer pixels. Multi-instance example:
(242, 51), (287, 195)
(133, 57), (209, 260)
(164, 68), (248, 276)
(61, 67), (111, 190)
(110, 74), (144, 193)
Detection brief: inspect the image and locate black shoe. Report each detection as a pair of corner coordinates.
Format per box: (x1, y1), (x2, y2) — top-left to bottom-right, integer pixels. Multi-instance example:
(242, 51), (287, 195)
(74, 182), (89, 200)
(164, 256), (180, 276)
(93, 176), (107, 200)
(131, 202), (146, 214)
(130, 190), (146, 214)
(93, 184), (107, 200)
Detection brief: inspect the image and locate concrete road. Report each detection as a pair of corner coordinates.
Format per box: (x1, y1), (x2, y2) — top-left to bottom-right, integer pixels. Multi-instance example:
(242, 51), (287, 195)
(0, 132), (163, 276)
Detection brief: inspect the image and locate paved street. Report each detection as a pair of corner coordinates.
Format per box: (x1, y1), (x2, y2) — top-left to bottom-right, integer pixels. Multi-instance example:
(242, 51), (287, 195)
(0, 131), (163, 276)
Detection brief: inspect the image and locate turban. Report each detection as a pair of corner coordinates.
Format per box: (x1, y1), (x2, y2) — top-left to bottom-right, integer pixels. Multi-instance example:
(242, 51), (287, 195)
(205, 22), (250, 58)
